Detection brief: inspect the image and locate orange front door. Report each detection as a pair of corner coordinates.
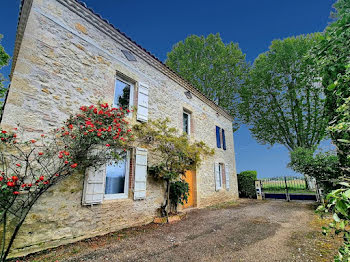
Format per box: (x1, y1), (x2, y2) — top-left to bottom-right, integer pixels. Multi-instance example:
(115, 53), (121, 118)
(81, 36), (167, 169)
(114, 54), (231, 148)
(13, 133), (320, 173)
(183, 170), (196, 208)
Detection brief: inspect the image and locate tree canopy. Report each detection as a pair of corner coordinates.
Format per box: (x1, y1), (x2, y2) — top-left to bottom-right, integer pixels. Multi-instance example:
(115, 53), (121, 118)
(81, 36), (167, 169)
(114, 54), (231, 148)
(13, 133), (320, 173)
(311, 0), (350, 174)
(239, 34), (328, 151)
(0, 34), (10, 109)
(166, 33), (248, 131)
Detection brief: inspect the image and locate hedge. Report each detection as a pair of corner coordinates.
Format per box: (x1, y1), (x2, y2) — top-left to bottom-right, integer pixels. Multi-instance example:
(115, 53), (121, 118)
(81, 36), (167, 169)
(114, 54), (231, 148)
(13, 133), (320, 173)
(237, 170), (257, 198)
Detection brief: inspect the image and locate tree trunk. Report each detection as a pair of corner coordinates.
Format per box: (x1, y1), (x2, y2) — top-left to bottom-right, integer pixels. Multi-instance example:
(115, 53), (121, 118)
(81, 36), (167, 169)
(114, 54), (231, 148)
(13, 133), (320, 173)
(0, 212), (7, 261)
(166, 180), (170, 222)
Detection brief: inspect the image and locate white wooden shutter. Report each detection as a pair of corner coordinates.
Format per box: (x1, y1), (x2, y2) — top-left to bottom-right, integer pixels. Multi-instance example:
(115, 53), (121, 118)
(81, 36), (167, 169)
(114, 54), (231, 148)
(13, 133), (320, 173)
(225, 164), (230, 190)
(134, 148), (148, 200)
(82, 164), (106, 205)
(137, 83), (149, 122)
(214, 162), (221, 191)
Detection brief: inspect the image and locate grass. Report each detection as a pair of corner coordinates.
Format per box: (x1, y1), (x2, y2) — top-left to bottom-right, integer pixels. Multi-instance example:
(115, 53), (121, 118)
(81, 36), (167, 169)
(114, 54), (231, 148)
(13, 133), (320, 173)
(261, 178), (315, 194)
(288, 214), (342, 262)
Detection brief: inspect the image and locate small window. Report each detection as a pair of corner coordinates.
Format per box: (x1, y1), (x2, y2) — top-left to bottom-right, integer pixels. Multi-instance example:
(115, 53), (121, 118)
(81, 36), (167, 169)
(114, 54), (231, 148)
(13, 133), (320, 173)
(218, 163), (224, 188)
(216, 126), (226, 150)
(216, 126), (221, 148)
(104, 151), (130, 199)
(121, 50), (137, 61)
(114, 78), (134, 110)
(183, 111), (191, 135)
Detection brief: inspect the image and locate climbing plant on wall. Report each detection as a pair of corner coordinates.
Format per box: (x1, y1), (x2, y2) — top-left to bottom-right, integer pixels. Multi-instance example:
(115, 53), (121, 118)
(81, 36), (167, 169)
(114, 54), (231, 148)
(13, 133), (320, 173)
(134, 119), (214, 218)
(0, 103), (133, 262)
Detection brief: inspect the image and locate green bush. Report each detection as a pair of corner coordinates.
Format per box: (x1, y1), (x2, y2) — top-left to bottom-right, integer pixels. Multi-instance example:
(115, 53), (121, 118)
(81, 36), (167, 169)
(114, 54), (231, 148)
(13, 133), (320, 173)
(237, 170), (257, 198)
(169, 180), (189, 212)
(289, 147), (342, 193)
(317, 181), (350, 261)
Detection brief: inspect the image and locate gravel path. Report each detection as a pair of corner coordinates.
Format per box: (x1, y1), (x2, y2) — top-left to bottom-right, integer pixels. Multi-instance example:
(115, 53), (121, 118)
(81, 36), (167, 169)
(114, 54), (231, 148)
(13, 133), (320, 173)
(54, 200), (316, 262)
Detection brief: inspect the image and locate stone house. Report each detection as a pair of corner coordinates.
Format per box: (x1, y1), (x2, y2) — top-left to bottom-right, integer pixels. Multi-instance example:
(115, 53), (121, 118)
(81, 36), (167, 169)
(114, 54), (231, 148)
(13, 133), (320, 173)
(1, 0), (238, 257)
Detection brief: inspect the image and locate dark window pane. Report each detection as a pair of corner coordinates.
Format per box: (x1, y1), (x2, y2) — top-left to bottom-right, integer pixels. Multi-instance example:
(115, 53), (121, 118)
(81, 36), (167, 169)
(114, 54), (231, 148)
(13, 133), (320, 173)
(183, 112), (189, 134)
(219, 163), (223, 187)
(115, 79), (130, 109)
(222, 129), (226, 150)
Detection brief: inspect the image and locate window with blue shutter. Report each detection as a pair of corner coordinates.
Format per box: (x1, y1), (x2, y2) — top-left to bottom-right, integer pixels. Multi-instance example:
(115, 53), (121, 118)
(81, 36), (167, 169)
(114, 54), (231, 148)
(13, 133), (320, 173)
(222, 129), (226, 150)
(216, 126), (221, 148)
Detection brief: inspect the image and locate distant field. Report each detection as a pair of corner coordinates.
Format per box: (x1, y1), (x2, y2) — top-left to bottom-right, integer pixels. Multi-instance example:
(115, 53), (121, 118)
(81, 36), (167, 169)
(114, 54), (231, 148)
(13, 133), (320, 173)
(261, 178), (315, 194)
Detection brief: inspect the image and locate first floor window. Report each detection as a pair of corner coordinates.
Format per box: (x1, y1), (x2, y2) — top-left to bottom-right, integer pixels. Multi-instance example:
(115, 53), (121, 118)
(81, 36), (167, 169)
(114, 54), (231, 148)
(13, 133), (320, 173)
(216, 126), (221, 148)
(104, 151), (130, 199)
(215, 126), (226, 150)
(183, 111), (191, 135)
(114, 78), (134, 110)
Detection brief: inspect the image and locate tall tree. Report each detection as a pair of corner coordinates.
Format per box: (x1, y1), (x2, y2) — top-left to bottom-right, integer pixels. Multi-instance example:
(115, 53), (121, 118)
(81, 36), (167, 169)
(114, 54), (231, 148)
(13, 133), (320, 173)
(166, 33), (248, 131)
(239, 34), (328, 151)
(0, 34), (10, 110)
(312, 0), (350, 175)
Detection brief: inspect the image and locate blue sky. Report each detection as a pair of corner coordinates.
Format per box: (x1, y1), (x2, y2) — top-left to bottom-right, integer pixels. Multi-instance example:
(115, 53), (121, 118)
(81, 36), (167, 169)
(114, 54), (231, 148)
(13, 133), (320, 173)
(0, 0), (335, 178)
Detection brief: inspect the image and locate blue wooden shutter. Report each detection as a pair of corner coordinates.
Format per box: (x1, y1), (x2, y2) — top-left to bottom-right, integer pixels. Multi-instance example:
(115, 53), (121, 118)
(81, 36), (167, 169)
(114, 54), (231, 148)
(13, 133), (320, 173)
(216, 126), (221, 148)
(222, 129), (226, 150)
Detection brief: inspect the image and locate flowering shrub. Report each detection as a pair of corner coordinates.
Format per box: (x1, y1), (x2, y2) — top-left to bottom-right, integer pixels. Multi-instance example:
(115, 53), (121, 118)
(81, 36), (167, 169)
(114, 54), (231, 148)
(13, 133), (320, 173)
(0, 103), (133, 261)
(57, 103), (133, 169)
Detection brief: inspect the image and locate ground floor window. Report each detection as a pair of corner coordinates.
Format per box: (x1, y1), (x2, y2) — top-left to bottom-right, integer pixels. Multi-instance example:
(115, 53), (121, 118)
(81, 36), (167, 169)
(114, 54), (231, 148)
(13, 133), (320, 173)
(218, 163), (224, 188)
(104, 151), (130, 199)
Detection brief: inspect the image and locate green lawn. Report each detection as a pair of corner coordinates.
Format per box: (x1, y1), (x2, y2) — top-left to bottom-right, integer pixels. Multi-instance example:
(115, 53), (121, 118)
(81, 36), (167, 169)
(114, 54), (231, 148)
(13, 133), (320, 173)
(261, 179), (315, 194)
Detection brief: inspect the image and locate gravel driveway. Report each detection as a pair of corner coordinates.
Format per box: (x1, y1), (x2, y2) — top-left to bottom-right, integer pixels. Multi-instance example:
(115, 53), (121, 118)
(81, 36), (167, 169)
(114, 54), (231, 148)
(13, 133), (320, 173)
(23, 199), (338, 262)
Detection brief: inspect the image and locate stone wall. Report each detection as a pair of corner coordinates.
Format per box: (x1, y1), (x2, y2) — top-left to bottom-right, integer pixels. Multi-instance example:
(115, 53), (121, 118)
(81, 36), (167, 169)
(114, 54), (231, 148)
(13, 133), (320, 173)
(1, 0), (238, 257)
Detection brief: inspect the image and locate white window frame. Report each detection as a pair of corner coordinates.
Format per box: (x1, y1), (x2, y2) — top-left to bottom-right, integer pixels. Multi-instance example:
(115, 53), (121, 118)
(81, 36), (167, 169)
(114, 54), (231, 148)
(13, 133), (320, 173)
(113, 77), (134, 112)
(183, 111), (191, 135)
(104, 150), (130, 200)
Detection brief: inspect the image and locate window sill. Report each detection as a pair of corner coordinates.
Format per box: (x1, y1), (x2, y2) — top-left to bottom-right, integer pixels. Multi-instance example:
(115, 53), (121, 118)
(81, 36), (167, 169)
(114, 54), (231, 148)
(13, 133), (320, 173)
(216, 188), (228, 192)
(104, 194), (128, 200)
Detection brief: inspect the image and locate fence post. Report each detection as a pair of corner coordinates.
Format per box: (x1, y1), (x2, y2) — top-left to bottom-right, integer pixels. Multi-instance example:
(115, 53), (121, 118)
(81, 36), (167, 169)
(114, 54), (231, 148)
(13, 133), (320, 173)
(315, 183), (324, 204)
(284, 177), (290, 202)
(255, 180), (263, 200)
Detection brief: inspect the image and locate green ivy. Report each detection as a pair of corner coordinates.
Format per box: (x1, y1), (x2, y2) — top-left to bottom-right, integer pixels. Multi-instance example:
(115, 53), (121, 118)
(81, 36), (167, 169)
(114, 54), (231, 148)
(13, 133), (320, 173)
(170, 180), (189, 210)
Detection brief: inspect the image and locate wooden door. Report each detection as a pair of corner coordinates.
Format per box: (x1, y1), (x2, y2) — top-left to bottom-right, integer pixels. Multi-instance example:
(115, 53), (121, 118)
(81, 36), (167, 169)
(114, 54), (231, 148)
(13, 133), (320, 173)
(183, 170), (196, 208)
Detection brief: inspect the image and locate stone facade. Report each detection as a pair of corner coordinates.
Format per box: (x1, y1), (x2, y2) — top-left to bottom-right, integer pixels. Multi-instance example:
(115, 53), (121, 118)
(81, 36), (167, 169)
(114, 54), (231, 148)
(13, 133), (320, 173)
(1, 0), (238, 257)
